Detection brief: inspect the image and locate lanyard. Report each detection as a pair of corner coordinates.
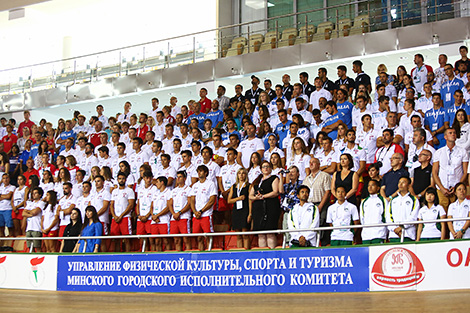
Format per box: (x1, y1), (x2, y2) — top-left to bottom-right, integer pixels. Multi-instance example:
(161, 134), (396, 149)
(377, 144), (393, 162)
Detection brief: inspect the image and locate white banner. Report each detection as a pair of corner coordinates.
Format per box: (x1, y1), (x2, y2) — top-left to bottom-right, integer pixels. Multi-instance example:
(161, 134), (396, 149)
(0, 254), (58, 291)
(370, 241), (470, 292)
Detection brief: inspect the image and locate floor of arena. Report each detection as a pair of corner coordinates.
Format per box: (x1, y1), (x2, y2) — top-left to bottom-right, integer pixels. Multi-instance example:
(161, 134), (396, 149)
(4, 289), (470, 312)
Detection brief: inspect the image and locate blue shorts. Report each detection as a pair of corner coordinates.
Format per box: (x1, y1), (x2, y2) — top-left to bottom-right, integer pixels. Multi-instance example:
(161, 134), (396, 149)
(0, 210), (13, 228)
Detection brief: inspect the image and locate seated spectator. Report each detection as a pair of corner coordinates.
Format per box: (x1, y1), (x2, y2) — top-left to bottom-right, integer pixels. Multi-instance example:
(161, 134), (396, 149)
(331, 153), (359, 205)
(74, 206), (103, 253)
(410, 149), (433, 201)
(381, 153), (409, 201)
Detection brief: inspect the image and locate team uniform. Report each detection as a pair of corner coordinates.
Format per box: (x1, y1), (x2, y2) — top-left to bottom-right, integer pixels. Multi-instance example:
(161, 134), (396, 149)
(418, 204), (446, 240)
(238, 138), (264, 168)
(218, 162), (242, 211)
(288, 202), (320, 247)
(359, 194), (387, 243)
(448, 199), (470, 240)
(326, 201), (360, 245)
(386, 193), (419, 241)
(42, 204), (59, 237)
(11, 186), (27, 220)
(170, 185), (192, 234)
(151, 188), (171, 235)
(190, 179), (217, 233)
(58, 194), (77, 237)
(136, 184), (156, 235)
(91, 188), (112, 235)
(0, 184), (15, 228)
(110, 187), (135, 236)
(75, 193), (92, 221)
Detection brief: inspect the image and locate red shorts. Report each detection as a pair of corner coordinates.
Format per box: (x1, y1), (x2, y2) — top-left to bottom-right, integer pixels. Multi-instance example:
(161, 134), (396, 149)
(110, 217), (132, 236)
(45, 229), (59, 237)
(151, 223), (169, 235)
(59, 225), (67, 237)
(170, 219), (190, 234)
(193, 216), (213, 233)
(356, 181), (364, 197)
(100, 222), (109, 236)
(11, 209), (23, 220)
(137, 220), (152, 235)
(217, 198), (232, 212)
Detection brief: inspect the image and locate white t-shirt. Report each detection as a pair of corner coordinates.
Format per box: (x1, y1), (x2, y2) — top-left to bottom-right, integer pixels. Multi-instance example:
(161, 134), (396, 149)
(58, 194), (77, 226)
(418, 205), (446, 239)
(137, 185), (156, 217)
(264, 147), (285, 162)
(91, 188), (111, 224)
(326, 201), (360, 241)
(12, 186), (27, 209)
(42, 204), (59, 231)
(286, 153), (311, 181)
(128, 150), (148, 180)
(203, 160), (221, 186)
(76, 193), (92, 221)
(248, 166), (262, 184)
(356, 128), (379, 164)
(111, 187), (135, 218)
(170, 186), (192, 220)
(25, 200), (45, 232)
(448, 199), (470, 240)
(190, 180), (217, 217)
(0, 184), (15, 211)
(178, 164), (197, 187)
(151, 188), (171, 224)
(218, 163), (242, 193)
(238, 137), (264, 168)
(79, 154), (98, 179)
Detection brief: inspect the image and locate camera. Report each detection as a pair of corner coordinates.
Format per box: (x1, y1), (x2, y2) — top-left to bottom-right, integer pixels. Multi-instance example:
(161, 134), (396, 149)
(377, 161), (383, 168)
(413, 154), (419, 162)
(280, 169), (290, 175)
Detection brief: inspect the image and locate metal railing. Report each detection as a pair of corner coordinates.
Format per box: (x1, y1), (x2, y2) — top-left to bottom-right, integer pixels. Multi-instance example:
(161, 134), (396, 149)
(0, 0), (464, 96)
(0, 216), (468, 253)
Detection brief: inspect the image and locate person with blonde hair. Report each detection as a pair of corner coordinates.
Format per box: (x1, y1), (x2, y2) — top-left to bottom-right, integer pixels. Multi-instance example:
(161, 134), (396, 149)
(227, 167), (251, 249)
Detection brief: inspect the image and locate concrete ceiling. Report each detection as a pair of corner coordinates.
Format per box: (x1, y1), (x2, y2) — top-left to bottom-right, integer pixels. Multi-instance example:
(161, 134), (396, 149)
(0, 0), (50, 12)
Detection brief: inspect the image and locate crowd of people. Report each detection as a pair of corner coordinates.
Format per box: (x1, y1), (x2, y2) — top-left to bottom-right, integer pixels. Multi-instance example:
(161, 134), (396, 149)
(1, 45), (470, 253)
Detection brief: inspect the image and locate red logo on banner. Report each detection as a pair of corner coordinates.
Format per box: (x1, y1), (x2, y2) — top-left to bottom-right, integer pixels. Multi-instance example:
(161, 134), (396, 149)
(371, 248), (425, 288)
(30, 257), (45, 266)
(0, 256), (6, 264)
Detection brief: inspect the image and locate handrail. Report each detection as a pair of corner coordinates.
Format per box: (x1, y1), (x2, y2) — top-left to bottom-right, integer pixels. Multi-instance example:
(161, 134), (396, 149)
(2, 217), (468, 252)
(0, 0), (406, 73)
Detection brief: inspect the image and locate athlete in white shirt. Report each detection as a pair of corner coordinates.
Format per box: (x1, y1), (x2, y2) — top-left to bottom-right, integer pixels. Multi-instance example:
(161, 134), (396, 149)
(190, 165), (217, 250)
(237, 124), (264, 169)
(447, 183), (470, 240)
(135, 172), (155, 251)
(56, 183), (76, 237)
(359, 180), (387, 243)
(110, 173), (136, 252)
(151, 176), (171, 251)
(326, 186), (360, 245)
(168, 171), (193, 251)
(416, 187), (446, 241)
(91, 176), (111, 239)
(288, 186), (320, 247)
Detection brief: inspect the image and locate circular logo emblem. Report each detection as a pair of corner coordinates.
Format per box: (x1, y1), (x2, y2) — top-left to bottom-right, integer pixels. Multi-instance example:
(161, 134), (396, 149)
(371, 248), (425, 288)
(0, 256), (7, 285)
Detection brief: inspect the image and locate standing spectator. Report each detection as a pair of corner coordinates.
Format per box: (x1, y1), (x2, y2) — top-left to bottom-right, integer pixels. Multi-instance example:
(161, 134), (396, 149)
(374, 129), (405, 176)
(380, 153), (409, 200)
(454, 46), (470, 74)
(1, 124), (17, 154)
(327, 186), (360, 246)
(335, 65), (355, 97)
(447, 182), (470, 240)
(74, 206), (102, 253)
(150, 176), (171, 252)
(359, 180), (387, 244)
(227, 168), (251, 249)
(416, 187), (447, 241)
(0, 174), (15, 239)
(299, 72), (315, 98)
(249, 161), (280, 249)
(23, 187), (45, 252)
(286, 138), (311, 181)
(59, 208), (82, 253)
(41, 190), (59, 253)
(303, 158), (332, 246)
(424, 93), (446, 149)
(352, 60), (371, 94)
(198, 88), (212, 114)
(321, 101), (346, 140)
(215, 85), (230, 111)
(433, 128), (469, 212)
(206, 100), (224, 129)
(410, 149), (434, 202)
(282, 74), (293, 101)
(11, 175), (28, 236)
(288, 185), (320, 247)
(95, 105), (109, 129)
(411, 53), (433, 94)
(406, 128), (435, 173)
(110, 172), (136, 252)
(18, 111), (35, 138)
(274, 109), (292, 149)
(117, 101), (133, 124)
(88, 121), (104, 148)
(444, 90), (470, 129)
(190, 165), (217, 251)
(168, 171), (193, 251)
(237, 123), (264, 169)
(386, 176), (419, 242)
(56, 182), (76, 238)
(454, 109), (470, 153)
(434, 54), (448, 87)
(331, 154), (359, 205)
(441, 64), (465, 108)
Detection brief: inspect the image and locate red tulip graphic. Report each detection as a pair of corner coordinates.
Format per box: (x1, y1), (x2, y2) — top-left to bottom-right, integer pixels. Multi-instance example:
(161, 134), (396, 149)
(30, 257), (45, 283)
(0, 256), (6, 264)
